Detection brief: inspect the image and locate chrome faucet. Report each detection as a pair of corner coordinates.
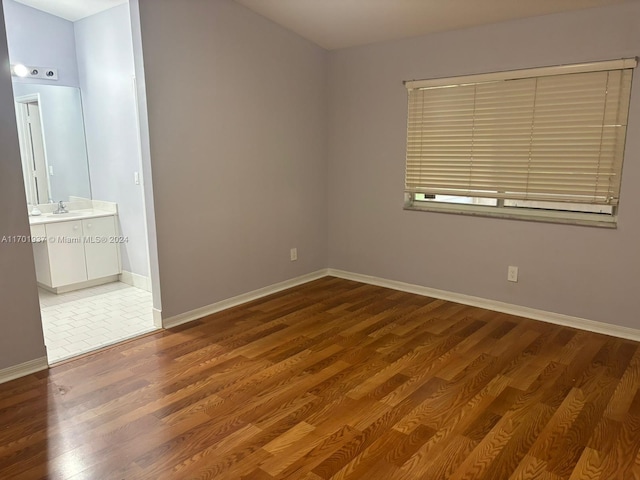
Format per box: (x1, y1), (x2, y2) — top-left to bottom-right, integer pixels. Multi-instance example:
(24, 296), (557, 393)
(53, 201), (68, 214)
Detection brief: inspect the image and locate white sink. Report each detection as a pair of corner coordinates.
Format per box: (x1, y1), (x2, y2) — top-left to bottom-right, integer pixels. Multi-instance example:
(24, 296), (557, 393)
(29, 209), (115, 225)
(48, 211), (84, 218)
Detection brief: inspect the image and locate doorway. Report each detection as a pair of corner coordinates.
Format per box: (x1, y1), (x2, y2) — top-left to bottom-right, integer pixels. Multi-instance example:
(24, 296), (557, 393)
(4, 0), (161, 364)
(14, 95), (50, 206)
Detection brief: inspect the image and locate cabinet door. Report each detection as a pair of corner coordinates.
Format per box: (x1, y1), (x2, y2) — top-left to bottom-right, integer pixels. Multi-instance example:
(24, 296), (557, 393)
(30, 224), (51, 286)
(46, 220), (87, 287)
(83, 216), (121, 280)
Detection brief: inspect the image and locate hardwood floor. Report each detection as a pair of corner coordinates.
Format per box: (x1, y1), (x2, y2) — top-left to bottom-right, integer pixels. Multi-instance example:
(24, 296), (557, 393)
(1, 276), (639, 479)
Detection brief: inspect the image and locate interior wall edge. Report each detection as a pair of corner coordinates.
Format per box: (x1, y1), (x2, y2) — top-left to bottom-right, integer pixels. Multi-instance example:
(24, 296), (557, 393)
(0, 0), (48, 372)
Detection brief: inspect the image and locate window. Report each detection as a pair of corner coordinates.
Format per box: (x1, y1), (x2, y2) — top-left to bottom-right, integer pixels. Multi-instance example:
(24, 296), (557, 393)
(404, 59), (636, 227)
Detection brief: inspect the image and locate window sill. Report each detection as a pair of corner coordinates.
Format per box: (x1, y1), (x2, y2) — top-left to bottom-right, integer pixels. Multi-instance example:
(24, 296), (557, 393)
(404, 201), (617, 229)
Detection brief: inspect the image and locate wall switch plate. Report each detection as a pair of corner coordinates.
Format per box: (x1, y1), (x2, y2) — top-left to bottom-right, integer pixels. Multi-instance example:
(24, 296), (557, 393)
(290, 248), (298, 261)
(134, 172), (140, 185)
(508, 266), (518, 282)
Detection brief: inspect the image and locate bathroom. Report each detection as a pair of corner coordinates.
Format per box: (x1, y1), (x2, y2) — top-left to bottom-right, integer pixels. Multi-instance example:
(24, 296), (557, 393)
(2, 0), (157, 363)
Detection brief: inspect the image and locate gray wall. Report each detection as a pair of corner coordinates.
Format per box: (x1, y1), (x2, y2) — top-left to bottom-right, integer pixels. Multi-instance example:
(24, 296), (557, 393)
(75, 4), (149, 277)
(0, 6), (47, 369)
(327, 2), (640, 328)
(2, 0), (639, 375)
(137, 0), (328, 318)
(2, 0), (79, 87)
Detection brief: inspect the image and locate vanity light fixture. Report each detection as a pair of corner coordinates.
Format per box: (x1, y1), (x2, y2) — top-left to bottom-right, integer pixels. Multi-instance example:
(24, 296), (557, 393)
(10, 64), (58, 81)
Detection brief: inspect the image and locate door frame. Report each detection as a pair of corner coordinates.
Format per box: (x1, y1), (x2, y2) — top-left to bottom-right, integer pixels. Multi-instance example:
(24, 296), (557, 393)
(14, 93), (51, 205)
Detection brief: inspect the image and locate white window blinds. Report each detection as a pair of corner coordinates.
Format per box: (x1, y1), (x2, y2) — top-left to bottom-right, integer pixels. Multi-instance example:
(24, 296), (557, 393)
(405, 59), (636, 206)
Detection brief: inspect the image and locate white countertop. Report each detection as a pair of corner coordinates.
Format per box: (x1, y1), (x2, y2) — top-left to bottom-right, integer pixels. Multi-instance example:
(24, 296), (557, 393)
(29, 209), (116, 226)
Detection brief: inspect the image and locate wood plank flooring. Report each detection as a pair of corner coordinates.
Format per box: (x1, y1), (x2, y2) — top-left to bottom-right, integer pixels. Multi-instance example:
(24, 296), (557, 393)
(1, 276), (639, 479)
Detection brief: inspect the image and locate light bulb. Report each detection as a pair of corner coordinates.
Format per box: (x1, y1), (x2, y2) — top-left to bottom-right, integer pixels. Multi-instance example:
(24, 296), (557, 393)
(12, 64), (29, 77)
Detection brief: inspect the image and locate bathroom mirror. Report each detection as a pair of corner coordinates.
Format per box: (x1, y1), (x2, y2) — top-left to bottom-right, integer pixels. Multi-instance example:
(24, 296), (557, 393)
(12, 82), (91, 205)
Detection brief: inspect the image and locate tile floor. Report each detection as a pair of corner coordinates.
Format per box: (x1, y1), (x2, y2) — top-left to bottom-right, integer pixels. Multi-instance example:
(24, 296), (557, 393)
(39, 282), (157, 363)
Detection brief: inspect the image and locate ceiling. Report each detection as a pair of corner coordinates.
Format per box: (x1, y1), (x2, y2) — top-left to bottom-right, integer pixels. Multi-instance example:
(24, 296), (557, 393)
(12, 0), (638, 46)
(233, 0), (640, 50)
(13, 0), (127, 22)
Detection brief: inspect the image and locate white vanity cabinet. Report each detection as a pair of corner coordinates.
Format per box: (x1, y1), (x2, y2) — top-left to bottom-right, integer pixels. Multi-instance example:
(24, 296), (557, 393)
(32, 214), (121, 292)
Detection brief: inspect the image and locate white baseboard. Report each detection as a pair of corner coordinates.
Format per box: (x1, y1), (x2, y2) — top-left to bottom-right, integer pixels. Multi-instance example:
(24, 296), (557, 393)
(153, 308), (162, 329)
(327, 269), (640, 343)
(156, 266), (640, 342)
(162, 269), (329, 329)
(0, 356), (48, 385)
(119, 271), (152, 292)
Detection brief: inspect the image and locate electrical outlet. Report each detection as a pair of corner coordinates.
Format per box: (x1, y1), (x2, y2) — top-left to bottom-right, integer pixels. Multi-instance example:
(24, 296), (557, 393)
(290, 248), (298, 261)
(507, 266), (518, 282)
